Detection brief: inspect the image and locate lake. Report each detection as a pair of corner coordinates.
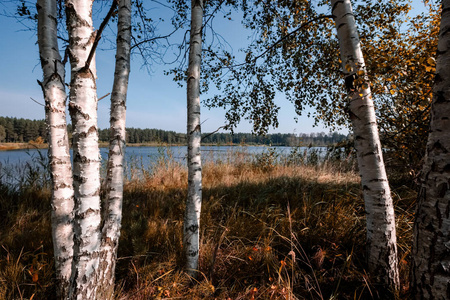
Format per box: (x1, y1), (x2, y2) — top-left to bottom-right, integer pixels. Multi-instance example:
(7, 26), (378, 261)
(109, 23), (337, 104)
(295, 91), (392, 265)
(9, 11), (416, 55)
(0, 145), (328, 165)
(0, 145), (328, 186)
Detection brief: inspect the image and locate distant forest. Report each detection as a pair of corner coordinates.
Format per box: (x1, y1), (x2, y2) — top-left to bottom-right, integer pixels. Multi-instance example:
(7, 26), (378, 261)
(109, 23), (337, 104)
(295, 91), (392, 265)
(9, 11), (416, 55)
(0, 117), (349, 146)
(0, 117), (47, 143)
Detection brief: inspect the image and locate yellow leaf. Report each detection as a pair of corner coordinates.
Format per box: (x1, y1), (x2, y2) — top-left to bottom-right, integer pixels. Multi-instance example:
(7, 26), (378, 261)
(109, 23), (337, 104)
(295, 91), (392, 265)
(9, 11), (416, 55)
(357, 70), (365, 76)
(427, 57), (435, 65)
(345, 64), (353, 72)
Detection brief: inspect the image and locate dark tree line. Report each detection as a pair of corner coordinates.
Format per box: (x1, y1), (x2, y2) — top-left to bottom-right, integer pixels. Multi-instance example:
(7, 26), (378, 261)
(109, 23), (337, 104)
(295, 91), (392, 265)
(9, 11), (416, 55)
(0, 116), (348, 146)
(104, 127), (186, 144)
(201, 131), (348, 146)
(0, 117), (47, 143)
(98, 128), (349, 146)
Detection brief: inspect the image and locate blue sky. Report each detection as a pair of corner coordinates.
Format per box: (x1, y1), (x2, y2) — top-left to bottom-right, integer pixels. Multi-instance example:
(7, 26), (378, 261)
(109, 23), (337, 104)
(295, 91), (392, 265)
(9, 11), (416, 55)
(0, 0), (337, 135)
(0, 0), (429, 135)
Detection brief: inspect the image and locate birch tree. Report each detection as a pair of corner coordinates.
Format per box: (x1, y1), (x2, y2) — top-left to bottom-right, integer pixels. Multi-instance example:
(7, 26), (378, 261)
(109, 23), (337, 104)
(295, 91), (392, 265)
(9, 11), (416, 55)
(97, 0), (131, 297)
(170, 0), (404, 288)
(34, 0), (174, 297)
(36, 0), (74, 298)
(66, 0), (102, 298)
(330, 0), (399, 289)
(411, 1), (450, 298)
(184, 0), (204, 277)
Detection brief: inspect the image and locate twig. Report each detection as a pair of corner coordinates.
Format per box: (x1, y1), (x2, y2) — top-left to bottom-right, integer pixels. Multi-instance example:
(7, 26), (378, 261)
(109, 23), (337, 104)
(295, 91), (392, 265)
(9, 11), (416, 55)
(131, 26), (181, 50)
(98, 93), (111, 101)
(211, 14), (333, 70)
(202, 0), (226, 30)
(30, 97), (45, 107)
(62, 47), (70, 66)
(250, 14), (333, 64)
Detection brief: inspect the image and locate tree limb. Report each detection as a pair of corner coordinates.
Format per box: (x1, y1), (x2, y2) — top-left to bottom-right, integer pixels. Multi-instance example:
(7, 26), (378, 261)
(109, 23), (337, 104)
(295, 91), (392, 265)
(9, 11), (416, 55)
(85, 0), (118, 69)
(201, 126), (225, 141)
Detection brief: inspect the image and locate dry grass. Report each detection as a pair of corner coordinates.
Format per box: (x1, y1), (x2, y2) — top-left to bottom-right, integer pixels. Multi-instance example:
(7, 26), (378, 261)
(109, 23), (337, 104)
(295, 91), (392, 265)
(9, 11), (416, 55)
(0, 147), (416, 299)
(0, 142), (48, 151)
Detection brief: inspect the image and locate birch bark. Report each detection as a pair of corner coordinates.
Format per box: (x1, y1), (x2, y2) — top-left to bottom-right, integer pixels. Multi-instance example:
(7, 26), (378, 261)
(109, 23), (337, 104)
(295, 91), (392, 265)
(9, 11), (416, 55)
(184, 0), (204, 277)
(97, 0), (131, 297)
(330, 0), (399, 289)
(37, 0), (74, 298)
(65, 0), (102, 298)
(412, 1), (450, 298)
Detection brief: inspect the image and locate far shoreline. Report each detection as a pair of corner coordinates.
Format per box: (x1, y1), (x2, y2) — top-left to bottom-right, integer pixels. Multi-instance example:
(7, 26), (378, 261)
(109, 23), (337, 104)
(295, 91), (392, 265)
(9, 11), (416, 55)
(0, 142), (328, 152)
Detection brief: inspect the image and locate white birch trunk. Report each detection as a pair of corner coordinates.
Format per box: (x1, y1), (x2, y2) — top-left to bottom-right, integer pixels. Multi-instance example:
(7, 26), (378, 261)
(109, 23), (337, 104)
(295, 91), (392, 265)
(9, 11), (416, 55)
(184, 0), (204, 277)
(37, 1), (74, 298)
(97, 0), (131, 298)
(66, 0), (102, 298)
(331, 0), (399, 289)
(412, 1), (450, 298)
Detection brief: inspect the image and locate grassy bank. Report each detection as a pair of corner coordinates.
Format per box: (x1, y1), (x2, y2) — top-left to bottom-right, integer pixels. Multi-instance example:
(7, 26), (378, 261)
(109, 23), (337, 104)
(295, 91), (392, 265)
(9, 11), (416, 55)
(0, 142), (48, 151)
(0, 149), (415, 299)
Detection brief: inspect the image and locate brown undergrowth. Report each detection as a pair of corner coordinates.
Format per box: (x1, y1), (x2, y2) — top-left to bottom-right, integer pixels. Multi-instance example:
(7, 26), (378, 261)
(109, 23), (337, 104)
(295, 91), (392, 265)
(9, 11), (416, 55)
(0, 147), (416, 299)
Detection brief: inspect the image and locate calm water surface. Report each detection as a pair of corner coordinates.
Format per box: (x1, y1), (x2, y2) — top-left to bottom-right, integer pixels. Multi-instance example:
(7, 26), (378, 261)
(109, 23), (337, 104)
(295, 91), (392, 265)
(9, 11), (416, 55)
(0, 145), (320, 165)
(0, 145), (326, 185)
